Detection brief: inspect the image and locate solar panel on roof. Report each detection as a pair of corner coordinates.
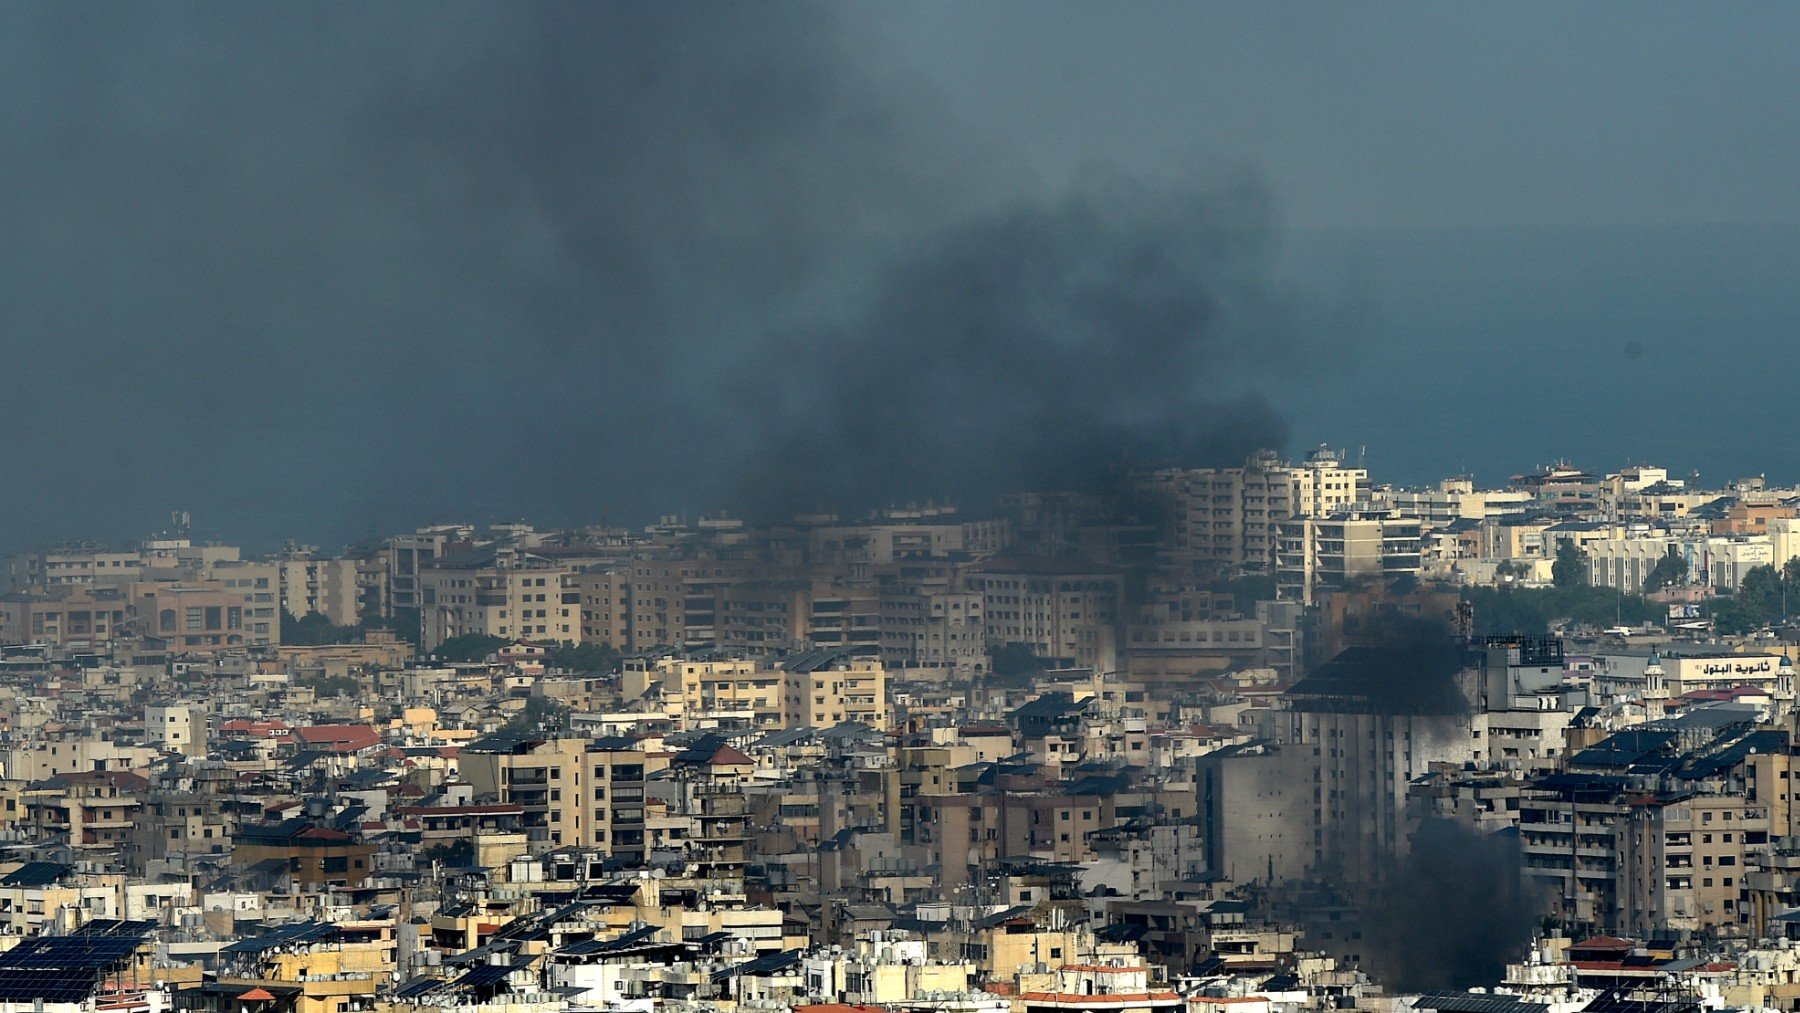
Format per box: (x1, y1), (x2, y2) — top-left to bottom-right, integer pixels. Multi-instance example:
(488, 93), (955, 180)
(75, 919), (154, 937)
(553, 938), (611, 957)
(0, 862), (70, 888)
(1192, 956), (1226, 976)
(392, 977), (448, 998)
(222, 922), (336, 954)
(712, 949), (801, 982)
(0, 967), (98, 1003)
(1415, 992), (1549, 1013)
(453, 963), (518, 989)
(0, 935), (143, 970)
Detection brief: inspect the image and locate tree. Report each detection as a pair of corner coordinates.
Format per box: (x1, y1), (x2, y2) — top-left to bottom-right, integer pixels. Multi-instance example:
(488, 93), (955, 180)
(421, 839), (474, 868)
(1461, 584), (1659, 637)
(501, 695), (570, 735)
(1738, 564), (1785, 623)
(1705, 595), (1762, 637)
(281, 608), (364, 646)
(989, 642), (1053, 681)
(1640, 547), (1689, 595)
(1552, 541), (1589, 589)
(433, 633), (508, 663)
(359, 609), (422, 647)
(302, 672), (361, 698)
(548, 641), (622, 673)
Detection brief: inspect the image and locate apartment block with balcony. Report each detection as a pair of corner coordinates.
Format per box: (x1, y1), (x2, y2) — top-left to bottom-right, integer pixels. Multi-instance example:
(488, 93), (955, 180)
(779, 649), (890, 729)
(420, 546), (574, 650)
(1275, 514), (1422, 606)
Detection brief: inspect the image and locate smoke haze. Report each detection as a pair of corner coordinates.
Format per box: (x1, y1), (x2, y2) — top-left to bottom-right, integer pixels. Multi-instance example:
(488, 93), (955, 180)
(0, 2), (1308, 548)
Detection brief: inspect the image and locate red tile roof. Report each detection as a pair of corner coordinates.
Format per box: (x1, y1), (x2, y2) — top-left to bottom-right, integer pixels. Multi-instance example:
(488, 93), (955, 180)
(294, 725), (381, 752)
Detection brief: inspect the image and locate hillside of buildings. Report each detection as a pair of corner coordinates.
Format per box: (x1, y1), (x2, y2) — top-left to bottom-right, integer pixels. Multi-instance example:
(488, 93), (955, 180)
(2, 453), (1800, 1013)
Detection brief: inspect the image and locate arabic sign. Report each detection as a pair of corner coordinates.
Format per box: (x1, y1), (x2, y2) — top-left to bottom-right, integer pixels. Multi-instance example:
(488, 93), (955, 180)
(1697, 660), (1772, 677)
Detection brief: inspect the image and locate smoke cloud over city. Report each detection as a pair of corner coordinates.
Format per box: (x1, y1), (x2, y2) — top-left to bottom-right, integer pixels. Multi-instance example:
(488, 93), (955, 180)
(0, 3), (1309, 546)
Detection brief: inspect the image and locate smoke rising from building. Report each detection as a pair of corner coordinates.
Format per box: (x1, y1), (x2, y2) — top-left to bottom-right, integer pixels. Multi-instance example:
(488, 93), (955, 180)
(1359, 819), (1542, 991)
(0, 3), (1309, 544)
(1291, 614), (1472, 716)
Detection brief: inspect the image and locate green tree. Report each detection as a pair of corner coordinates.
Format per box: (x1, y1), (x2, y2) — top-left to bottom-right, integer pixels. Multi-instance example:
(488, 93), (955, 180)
(1552, 541), (1589, 589)
(501, 695), (570, 735)
(359, 609), (422, 647)
(1461, 584), (1659, 637)
(989, 642), (1053, 680)
(281, 609), (365, 646)
(302, 672), (362, 698)
(547, 641), (622, 673)
(421, 839), (474, 868)
(1640, 547), (1689, 595)
(433, 633), (508, 663)
(1785, 558), (1800, 598)
(1705, 595), (1762, 637)
(1738, 564), (1785, 623)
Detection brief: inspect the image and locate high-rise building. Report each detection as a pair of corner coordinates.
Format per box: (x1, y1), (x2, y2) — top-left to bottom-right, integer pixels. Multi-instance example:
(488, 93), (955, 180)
(1275, 514), (1422, 606)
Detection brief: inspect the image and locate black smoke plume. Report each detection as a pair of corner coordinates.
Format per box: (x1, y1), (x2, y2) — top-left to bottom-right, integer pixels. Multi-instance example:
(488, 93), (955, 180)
(737, 171), (1295, 517)
(1359, 819), (1542, 992)
(1295, 614), (1471, 715)
(0, 3), (1308, 546)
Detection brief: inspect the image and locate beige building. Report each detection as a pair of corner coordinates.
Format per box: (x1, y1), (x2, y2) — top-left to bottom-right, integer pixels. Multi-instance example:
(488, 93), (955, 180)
(278, 555), (362, 625)
(144, 703), (205, 755)
(420, 546), (575, 650)
(0, 586), (130, 644)
(459, 734), (669, 859)
(780, 650), (890, 729)
(1144, 446), (1368, 573)
(968, 557), (1121, 670)
(0, 738), (159, 781)
(6, 545), (147, 589)
(623, 657), (786, 730)
(576, 557), (777, 652)
(1620, 793), (1768, 937)
(1275, 514), (1422, 605)
(131, 578), (280, 651)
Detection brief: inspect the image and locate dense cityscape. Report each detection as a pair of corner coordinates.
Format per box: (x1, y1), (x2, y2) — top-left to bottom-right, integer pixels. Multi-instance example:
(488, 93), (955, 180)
(9, 4), (1800, 1013)
(3, 451), (1800, 1013)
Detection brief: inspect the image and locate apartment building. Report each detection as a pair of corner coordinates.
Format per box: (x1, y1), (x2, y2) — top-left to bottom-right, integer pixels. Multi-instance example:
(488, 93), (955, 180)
(144, 703), (204, 755)
(420, 546), (575, 650)
(780, 649), (890, 729)
(968, 557), (1122, 671)
(6, 545), (147, 589)
(460, 733), (668, 859)
(277, 555), (361, 625)
(0, 586), (129, 644)
(1144, 447), (1368, 573)
(131, 578), (280, 651)
(1275, 514), (1422, 605)
(385, 525), (472, 619)
(575, 558), (771, 652)
(622, 657), (786, 730)
(914, 589), (985, 676)
(1617, 794), (1769, 937)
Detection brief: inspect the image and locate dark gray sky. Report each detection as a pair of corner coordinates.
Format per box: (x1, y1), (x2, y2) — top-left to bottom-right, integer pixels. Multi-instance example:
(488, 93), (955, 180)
(869, 2), (1800, 230)
(3, 3), (1797, 551)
